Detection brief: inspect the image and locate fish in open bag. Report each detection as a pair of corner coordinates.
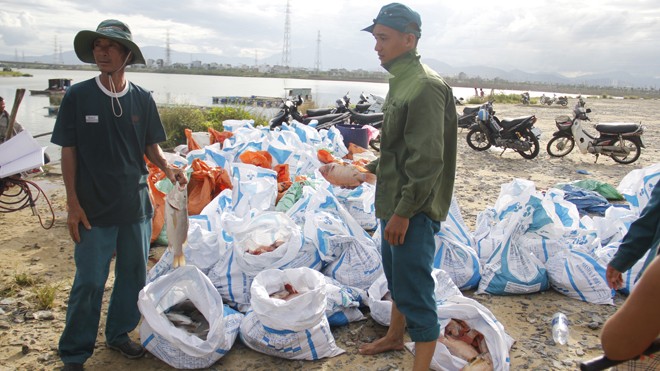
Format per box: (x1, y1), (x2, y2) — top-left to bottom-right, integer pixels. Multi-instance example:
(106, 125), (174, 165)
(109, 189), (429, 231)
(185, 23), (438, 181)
(165, 182), (188, 268)
(318, 162), (376, 187)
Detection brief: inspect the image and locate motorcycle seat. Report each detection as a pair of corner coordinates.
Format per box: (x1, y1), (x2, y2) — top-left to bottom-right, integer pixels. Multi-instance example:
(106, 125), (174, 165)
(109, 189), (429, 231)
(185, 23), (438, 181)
(462, 106), (480, 115)
(595, 122), (642, 134)
(306, 107), (335, 117)
(499, 116), (533, 129)
(355, 103), (372, 112)
(351, 111), (384, 125)
(305, 112), (349, 126)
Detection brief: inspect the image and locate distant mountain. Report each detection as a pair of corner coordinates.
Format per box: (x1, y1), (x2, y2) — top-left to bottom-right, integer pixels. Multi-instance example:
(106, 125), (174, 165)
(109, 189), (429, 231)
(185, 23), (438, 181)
(3, 48), (658, 89)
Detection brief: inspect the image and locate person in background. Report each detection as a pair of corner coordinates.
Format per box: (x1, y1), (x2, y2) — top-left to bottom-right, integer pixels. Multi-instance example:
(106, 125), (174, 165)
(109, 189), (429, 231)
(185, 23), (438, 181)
(479, 88), (484, 98)
(0, 96), (24, 143)
(606, 179), (659, 291)
(51, 19), (186, 371)
(600, 256), (660, 368)
(357, 3), (457, 371)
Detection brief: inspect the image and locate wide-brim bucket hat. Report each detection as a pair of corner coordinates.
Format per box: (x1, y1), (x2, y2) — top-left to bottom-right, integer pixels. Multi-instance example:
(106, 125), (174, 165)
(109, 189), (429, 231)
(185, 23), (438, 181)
(73, 19), (146, 65)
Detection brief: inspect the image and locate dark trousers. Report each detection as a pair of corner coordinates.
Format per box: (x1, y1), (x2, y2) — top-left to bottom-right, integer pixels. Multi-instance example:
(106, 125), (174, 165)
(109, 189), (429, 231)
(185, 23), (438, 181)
(59, 220), (150, 364)
(381, 213), (440, 342)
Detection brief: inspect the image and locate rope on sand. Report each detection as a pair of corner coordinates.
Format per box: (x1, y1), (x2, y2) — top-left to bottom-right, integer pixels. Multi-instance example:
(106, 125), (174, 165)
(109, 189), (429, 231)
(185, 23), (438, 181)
(0, 177), (55, 229)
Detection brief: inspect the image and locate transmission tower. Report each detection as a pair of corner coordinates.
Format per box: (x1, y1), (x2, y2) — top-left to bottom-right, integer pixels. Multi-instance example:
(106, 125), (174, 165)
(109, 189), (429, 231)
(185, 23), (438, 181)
(314, 30), (321, 72)
(281, 0), (291, 67)
(166, 30), (172, 66)
(53, 35), (58, 64)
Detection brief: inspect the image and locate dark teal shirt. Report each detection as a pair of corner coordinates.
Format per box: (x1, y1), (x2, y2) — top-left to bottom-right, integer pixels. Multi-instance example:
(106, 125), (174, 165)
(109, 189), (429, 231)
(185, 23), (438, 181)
(51, 76), (166, 226)
(365, 50), (458, 222)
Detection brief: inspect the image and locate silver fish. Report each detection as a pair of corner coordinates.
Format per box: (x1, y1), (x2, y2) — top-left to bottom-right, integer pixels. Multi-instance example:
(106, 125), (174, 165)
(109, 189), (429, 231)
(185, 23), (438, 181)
(165, 183), (188, 268)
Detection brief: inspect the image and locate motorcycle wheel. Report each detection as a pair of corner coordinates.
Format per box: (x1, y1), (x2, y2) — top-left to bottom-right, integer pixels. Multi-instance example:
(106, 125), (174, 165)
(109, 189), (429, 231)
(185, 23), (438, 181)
(517, 131), (540, 159)
(610, 138), (641, 164)
(466, 128), (491, 151)
(559, 101), (568, 107)
(546, 136), (575, 157)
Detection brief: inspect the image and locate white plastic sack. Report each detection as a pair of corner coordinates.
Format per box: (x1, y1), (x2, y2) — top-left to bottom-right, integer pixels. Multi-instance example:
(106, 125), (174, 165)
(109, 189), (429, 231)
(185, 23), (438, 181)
(366, 269), (463, 327)
(406, 295), (515, 371)
(433, 236), (481, 290)
(331, 183), (378, 231)
(321, 235), (382, 291)
(594, 244), (650, 295)
(240, 267), (345, 360)
(230, 163), (278, 217)
(323, 276), (366, 327)
(617, 163), (660, 213)
(546, 249), (614, 305)
(138, 266), (243, 369)
(477, 210), (550, 295)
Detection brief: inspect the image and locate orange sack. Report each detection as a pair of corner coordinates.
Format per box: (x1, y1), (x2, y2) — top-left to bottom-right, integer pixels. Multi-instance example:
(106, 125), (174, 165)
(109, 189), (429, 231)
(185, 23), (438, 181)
(187, 158), (233, 215)
(317, 149), (337, 164)
(208, 127), (233, 146)
(184, 128), (202, 152)
(239, 150), (273, 169)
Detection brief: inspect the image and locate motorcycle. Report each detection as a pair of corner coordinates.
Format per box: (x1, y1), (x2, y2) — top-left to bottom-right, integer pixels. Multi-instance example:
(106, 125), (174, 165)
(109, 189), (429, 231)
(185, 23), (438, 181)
(355, 92), (385, 114)
(466, 100), (542, 159)
(521, 92), (530, 105)
(546, 104), (644, 164)
(457, 105), (481, 129)
(269, 95), (304, 129)
(539, 94), (568, 107)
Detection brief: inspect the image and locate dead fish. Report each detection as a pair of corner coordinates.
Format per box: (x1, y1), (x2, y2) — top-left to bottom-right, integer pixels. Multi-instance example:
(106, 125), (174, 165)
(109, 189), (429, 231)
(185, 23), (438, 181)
(270, 283), (301, 301)
(165, 182), (188, 268)
(438, 335), (479, 362)
(318, 162), (376, 187)
(248, 240), (284, 255)
(462, 352), (494, 371)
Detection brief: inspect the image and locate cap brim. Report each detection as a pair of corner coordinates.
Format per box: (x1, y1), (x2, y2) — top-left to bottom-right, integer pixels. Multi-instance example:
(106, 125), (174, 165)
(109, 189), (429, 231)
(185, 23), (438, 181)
(73, 30), (146, 65)
(361, 24), (376, 33)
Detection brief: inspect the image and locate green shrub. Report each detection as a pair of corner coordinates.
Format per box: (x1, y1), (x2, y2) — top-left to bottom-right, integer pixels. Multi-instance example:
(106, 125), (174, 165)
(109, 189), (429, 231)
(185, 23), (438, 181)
(465, 93), (525, 105)
(15, 272), (41, 287)
(158, 105), (269, 149)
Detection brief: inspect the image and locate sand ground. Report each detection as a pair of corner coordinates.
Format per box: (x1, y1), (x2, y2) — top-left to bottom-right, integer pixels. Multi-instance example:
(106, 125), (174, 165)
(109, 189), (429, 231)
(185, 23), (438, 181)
(0, 97), (658, 370)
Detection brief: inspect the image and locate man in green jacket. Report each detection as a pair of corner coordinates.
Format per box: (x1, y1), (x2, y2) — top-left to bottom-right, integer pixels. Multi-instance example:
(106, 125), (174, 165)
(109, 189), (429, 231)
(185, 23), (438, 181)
(357, 3), (457, 370)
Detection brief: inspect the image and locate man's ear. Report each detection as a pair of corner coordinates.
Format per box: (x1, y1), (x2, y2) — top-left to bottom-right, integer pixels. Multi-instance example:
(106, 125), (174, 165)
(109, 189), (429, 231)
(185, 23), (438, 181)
(405, 33), (416, 49)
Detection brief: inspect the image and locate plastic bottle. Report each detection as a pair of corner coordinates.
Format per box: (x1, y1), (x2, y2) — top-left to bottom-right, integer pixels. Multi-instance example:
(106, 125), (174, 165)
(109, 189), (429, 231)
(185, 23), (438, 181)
(551, 312), (569, 345)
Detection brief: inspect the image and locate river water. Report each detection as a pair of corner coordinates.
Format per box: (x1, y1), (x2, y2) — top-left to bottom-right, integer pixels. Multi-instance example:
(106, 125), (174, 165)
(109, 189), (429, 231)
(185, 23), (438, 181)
(0, 68), (541, 161)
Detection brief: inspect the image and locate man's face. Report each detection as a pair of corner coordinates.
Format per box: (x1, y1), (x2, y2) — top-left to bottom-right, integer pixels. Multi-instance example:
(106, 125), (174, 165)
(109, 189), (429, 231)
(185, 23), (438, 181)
(0, 100), (5, 112)
(92, 38), (129, 74)
(372, 24), (415, 65)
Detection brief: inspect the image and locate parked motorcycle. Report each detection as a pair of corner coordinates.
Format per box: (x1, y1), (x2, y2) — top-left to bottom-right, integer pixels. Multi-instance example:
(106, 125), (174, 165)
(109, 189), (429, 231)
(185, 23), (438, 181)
(269, 95), (304, 129)
(539, 94), (568, 106)
(457, 105), (481, 129)
(521, 92), (530, 105)
(466, 101), (541, 159)
(546, 105), (644, 164)
(355, 92), (385, 114)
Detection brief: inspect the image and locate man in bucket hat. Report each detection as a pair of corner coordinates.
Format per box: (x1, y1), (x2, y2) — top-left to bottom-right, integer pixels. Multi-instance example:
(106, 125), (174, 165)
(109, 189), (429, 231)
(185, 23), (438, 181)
(359, 3), (457, 370)
(51, 20), (186, 371)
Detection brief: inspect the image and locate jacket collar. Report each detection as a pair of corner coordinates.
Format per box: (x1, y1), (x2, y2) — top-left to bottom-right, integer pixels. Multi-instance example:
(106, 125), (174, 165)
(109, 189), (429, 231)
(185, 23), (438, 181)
(382, 49), (420, 76)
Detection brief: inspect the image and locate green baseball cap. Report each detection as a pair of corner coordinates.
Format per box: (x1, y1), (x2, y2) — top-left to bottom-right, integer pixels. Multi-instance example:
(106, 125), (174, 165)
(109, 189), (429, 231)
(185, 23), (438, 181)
(73, 19), (146, 65)
(362, 3), (422, 38)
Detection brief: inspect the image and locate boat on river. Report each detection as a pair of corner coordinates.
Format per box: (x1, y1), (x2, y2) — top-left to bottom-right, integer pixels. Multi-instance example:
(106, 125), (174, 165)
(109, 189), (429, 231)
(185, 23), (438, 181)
(30, 78), (72, 96)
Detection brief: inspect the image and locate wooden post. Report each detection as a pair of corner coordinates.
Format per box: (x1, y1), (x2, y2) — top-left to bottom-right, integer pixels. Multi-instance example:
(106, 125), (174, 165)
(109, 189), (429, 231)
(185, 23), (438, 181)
(4, 88), (26, 141)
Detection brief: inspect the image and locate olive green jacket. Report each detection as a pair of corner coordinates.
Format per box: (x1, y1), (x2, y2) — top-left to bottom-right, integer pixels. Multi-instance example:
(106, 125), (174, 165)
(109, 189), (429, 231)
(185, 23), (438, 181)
(365, 50), (457, 222)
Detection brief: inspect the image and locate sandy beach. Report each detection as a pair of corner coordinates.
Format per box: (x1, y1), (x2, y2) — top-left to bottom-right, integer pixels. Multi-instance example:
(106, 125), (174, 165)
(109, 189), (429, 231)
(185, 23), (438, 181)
(1, 97), (658, 370)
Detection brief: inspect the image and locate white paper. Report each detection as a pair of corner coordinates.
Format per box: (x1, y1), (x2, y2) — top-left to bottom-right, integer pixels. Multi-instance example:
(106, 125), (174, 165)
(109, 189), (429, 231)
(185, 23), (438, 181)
(0, 130), (46, 178)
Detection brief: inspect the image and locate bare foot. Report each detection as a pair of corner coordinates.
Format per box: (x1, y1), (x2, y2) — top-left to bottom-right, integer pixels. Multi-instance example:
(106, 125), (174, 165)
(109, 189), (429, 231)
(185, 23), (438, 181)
(358, 336), (405, 355)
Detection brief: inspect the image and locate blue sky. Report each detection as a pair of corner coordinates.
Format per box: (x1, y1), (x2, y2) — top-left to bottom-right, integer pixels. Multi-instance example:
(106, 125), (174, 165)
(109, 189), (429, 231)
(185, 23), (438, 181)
(1, 0), (658, 77)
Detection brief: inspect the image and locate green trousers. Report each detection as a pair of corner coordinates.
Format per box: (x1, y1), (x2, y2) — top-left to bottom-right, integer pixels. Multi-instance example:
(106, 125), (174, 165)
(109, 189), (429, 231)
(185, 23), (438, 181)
(381, 213), (440, 342)
(59, 220), (150, 364)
